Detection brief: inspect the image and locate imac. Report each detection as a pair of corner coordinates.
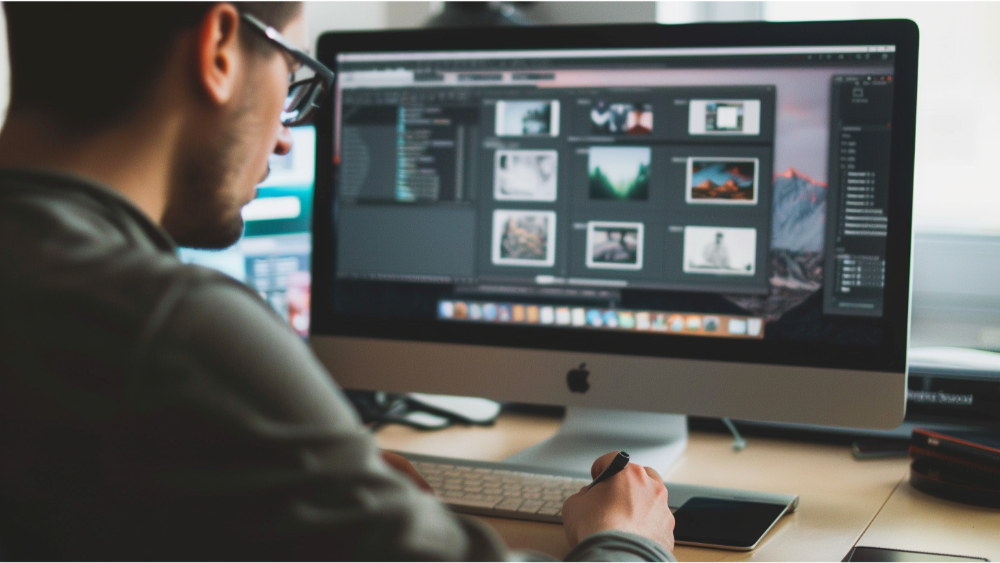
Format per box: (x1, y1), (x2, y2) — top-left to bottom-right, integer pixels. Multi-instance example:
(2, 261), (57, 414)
(309, 20), (918, 475)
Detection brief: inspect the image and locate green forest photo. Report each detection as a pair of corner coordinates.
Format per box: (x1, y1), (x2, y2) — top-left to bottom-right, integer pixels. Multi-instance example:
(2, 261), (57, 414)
(588, 146), (651, 201)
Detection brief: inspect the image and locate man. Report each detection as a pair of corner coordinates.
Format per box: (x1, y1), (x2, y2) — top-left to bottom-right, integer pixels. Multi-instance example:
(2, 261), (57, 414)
(0, 3), (675, 560)
(703, 232), (731, 271)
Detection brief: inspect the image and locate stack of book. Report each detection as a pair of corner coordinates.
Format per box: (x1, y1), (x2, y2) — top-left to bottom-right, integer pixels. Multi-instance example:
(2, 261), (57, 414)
(909, 428), (1000, 507)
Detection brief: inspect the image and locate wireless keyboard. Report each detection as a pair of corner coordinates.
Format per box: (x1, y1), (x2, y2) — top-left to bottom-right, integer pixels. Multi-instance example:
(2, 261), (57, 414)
(408, 455), (591, 523)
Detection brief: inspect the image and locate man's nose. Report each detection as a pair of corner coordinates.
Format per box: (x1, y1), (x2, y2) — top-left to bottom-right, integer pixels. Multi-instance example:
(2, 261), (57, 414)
(274, 125), (293, 156)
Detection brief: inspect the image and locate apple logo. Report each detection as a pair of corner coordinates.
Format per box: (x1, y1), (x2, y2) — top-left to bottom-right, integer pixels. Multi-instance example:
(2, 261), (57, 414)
(566, 363), (590, 393)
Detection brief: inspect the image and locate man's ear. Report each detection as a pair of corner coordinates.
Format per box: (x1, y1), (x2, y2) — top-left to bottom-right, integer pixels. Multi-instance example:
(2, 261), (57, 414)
(196, 3), (242, 105)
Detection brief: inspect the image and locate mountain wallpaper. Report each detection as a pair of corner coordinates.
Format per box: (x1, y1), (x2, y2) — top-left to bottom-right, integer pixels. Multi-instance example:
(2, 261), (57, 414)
(725, 168), (827, 320)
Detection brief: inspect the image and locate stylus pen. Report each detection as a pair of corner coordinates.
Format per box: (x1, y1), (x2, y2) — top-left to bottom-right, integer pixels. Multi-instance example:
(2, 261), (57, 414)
(587, 451), (630, 490)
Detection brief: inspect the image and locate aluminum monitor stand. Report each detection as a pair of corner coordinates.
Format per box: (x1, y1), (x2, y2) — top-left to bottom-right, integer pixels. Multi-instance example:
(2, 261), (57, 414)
(505, 408), (688, 477)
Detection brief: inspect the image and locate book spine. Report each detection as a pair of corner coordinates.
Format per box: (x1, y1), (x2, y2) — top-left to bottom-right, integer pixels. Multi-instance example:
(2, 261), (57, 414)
(911, 430), (1000, 466)
(909, 446), (1000, 476)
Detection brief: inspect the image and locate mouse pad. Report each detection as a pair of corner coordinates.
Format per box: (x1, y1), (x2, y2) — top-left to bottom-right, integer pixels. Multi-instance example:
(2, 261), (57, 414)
(843, 547), (990, 563)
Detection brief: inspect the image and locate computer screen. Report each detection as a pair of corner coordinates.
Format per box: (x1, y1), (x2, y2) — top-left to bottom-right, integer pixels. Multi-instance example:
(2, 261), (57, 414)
(310, 21), (918, 465)
(328, 46), (895, 335)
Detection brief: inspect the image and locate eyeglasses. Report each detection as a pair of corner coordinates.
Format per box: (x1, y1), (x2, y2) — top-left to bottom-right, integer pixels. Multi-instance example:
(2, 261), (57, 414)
(240, 12), (336, 127)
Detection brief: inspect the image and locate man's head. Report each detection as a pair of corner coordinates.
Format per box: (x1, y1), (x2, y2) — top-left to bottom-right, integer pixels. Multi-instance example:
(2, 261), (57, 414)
(3, 2), (306, 248)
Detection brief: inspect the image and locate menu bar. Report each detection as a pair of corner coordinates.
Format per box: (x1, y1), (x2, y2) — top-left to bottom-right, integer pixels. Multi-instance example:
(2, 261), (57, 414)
(340, 45), (896, 63)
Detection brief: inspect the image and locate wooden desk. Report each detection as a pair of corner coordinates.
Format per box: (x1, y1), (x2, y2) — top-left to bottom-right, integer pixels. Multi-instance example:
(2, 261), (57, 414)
(376, 412), (969, 562)
(858, 478), (1000, 561)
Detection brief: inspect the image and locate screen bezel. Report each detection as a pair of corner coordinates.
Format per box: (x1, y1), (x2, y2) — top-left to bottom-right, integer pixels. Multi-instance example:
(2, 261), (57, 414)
(311, 19), (919, 374)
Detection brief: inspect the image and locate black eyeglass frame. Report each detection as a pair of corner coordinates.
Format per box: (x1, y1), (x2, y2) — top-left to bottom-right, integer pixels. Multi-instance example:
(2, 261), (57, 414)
(240, 12), (336, 126)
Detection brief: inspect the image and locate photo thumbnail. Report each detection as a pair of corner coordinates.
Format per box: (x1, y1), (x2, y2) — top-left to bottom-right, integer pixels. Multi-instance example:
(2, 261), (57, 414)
(586, 221), (644, 270)
(707, 103), (743, 132)
(688, 99), (761, 135)
(495, 100), (561, 137)
(491, 209), (557, 267)
(686, 157), (759, 204)
(683, 226), (757, 276)
(494, 150), (558, 202)
(589, 101), (654, 135)
(588, 146), (651, 201)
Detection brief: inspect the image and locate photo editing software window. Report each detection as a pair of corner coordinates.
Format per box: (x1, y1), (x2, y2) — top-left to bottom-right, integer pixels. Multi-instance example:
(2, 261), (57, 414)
(332, 46), (896, 344)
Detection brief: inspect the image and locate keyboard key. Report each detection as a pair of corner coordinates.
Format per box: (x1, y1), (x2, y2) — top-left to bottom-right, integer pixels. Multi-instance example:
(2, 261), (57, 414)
(495, 498), (524, 511)
(519, 500), (544, 513)
(450, 496), (502, 509)
(538, 503), (562, 516)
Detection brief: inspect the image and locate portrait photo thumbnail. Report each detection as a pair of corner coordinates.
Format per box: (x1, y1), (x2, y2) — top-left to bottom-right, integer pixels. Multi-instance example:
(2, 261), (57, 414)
(491, 209), (557, 267)
(589, 101), (654, 135)
(586, 221), (644, 270)
(588, 146), (651, 201)
(683, 226), (757, 276)
(686, 157), (759, 205)
(495, 100), (561, 137)
(494, 150), (558, 202)
(687, 99), (761, 136)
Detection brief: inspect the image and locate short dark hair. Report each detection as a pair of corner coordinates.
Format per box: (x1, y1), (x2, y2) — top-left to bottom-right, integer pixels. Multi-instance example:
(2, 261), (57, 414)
(3, 2), (302, 135)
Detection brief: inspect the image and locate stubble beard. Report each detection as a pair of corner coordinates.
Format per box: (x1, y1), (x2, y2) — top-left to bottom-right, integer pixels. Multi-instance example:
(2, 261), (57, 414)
(161, 100), (259, 250)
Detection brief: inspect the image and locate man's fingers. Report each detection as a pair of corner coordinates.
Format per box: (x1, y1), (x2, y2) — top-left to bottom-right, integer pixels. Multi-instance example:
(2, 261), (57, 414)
(381, 450), (434, 493)
(590, 451), (623, 479)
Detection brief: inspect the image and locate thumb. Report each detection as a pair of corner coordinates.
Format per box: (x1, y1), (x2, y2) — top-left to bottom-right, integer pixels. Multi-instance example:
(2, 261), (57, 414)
(590, 451), (621, 479)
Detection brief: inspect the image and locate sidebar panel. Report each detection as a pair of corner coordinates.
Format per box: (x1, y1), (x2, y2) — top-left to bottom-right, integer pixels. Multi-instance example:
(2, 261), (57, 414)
(824, 75), (894, 317)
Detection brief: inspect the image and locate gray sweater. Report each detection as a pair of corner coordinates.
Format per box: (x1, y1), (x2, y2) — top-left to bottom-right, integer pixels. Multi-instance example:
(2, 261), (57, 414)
(0, 169), (674, 561)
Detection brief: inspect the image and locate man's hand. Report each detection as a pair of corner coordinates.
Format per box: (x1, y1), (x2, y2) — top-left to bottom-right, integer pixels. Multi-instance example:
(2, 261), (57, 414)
(380, 450), (434, 493)
(561, 451), (676, 552)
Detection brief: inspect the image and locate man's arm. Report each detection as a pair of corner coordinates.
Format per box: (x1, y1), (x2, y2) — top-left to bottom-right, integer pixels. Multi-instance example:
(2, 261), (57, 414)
(123, 272), (507, 560)
(126, 270), (673, 561)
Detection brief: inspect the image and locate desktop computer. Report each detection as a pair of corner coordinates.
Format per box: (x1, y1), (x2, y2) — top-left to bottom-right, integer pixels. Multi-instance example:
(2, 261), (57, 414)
(309, 20), (919, 475)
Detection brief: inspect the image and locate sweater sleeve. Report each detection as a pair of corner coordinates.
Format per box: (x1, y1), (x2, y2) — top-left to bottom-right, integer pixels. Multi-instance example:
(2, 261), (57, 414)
(123, 273), (510, 560)
(564, 531), (676, 562)
(507, 530), (674, 562)
(123, 271), (673, 562)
